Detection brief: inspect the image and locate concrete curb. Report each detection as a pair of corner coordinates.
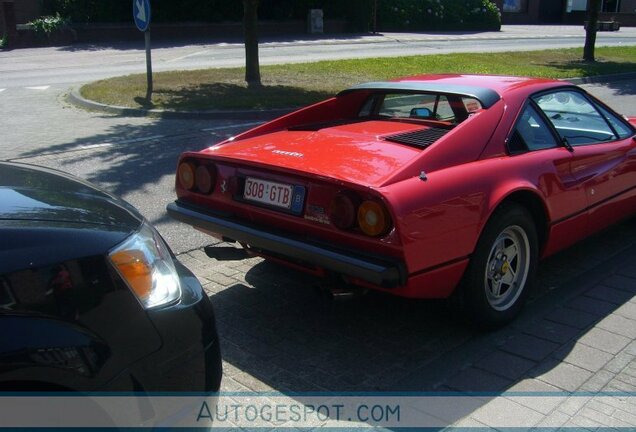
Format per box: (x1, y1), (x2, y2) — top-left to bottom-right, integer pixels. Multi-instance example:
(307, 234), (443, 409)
(564, 71), (636, 84)
(69, 72), (636, 120)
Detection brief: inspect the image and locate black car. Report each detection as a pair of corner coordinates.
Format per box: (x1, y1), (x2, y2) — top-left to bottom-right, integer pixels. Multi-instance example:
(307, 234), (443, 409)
(0, 162), (222, 392)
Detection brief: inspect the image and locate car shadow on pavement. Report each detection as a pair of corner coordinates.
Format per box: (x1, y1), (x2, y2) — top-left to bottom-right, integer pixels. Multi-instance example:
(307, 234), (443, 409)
(207, 217), (636, 427)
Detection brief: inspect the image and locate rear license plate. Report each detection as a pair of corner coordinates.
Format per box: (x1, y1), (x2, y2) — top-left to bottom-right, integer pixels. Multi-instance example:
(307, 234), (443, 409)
(243, 177), (296, 210)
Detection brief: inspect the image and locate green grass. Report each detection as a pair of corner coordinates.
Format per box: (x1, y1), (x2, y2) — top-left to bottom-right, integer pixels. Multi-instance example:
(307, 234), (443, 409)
(80, 46), (636, 111)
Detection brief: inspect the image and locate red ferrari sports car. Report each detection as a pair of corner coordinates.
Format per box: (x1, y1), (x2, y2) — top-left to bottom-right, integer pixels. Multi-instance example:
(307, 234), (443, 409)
(168, 74), (636, 326)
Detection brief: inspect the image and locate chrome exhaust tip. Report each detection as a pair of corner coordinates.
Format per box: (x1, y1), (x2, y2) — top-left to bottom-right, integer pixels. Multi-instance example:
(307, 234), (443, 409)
(314, 281), (368, 301)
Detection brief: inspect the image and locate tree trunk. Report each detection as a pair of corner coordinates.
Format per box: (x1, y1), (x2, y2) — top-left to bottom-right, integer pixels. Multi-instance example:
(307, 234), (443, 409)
(584, 0), (600, 62)
(243, 0), (261, 87)
(2, 1), (19, 48)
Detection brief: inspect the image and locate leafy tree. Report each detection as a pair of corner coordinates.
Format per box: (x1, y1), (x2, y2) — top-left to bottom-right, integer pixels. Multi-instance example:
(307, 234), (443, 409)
(584, 0), (600, 62)
(243, 0), (261, 87)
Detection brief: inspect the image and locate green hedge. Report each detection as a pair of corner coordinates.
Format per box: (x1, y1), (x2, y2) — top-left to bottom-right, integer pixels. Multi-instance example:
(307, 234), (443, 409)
(377, 0), (501, 31)
(40, 0), (499, 32)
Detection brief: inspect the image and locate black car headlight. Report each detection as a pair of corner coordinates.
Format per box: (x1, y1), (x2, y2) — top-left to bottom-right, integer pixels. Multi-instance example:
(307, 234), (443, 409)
(109, 223), (181, 309)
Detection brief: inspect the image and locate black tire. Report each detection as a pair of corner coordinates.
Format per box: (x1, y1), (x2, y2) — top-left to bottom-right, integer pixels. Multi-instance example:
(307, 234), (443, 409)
(457, 203), (539, 328)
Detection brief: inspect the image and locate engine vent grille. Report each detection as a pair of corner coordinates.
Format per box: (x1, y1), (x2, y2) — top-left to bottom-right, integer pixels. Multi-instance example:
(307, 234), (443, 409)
(384, 127), (450, 149)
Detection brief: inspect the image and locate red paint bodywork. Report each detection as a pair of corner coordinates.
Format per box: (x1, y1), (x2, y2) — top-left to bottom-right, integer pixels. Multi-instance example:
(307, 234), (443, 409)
(173, 75), (636, 298)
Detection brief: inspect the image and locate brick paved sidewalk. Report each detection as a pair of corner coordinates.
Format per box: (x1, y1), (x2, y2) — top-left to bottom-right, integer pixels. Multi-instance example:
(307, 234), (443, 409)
(177, 217), (636, 428)
(429, 248), (636, 428)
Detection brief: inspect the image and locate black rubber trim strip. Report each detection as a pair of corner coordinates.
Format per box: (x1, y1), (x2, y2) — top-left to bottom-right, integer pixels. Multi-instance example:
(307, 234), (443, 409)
(409, 255), (471, 278)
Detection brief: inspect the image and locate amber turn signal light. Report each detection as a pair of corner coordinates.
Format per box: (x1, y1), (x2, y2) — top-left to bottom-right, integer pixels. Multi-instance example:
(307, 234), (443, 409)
(177, 161), (196, 190)
(110, 249), (152, 302)
(358, 200), (391, 237)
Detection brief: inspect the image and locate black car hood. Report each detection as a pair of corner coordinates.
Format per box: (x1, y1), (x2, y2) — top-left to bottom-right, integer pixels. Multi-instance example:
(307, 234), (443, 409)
(0, 162), (143, 274)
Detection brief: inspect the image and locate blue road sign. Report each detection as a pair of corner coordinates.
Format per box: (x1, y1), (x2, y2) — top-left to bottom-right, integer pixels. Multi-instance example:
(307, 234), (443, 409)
(133, 0), (151, 32)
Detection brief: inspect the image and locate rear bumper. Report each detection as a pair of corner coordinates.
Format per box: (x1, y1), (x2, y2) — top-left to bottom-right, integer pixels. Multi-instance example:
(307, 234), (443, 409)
(167, 201), (407, 288)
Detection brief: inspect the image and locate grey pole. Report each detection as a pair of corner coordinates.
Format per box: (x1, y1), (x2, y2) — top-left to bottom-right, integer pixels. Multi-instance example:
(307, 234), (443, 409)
(145, 30), (153, 101)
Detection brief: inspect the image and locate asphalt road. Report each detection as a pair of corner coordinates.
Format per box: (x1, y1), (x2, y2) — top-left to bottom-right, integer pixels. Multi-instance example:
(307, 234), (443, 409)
(1, 25), (636, 88)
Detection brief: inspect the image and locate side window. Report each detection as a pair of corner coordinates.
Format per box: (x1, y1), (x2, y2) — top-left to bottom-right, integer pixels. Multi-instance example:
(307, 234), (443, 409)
(596, 104), (634, 139)
(508, 104), (558, 153)
(462, 97), (482, 113)
(533, 90), (617, 146)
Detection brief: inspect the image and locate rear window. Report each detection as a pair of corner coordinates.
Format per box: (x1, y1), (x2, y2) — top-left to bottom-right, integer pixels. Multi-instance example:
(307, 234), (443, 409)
(360, 92), (482, 125)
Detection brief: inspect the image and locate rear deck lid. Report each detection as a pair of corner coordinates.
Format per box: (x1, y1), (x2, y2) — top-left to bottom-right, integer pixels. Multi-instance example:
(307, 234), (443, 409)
(205, 120), (446, 186)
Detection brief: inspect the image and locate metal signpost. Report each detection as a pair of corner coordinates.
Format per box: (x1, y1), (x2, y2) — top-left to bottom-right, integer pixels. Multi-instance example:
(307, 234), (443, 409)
(133, 0), (152, 101)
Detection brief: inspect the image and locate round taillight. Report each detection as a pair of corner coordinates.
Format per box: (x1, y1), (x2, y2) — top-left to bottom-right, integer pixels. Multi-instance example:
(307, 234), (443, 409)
(328, 192), (358, 230)
(196, 165), (216, 194)
(358, 200), (391, 237)
(177, 162), (196, 190)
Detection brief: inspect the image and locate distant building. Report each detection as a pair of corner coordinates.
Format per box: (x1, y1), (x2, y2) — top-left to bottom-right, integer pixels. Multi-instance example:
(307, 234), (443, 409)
(493, 0), (636, 25)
